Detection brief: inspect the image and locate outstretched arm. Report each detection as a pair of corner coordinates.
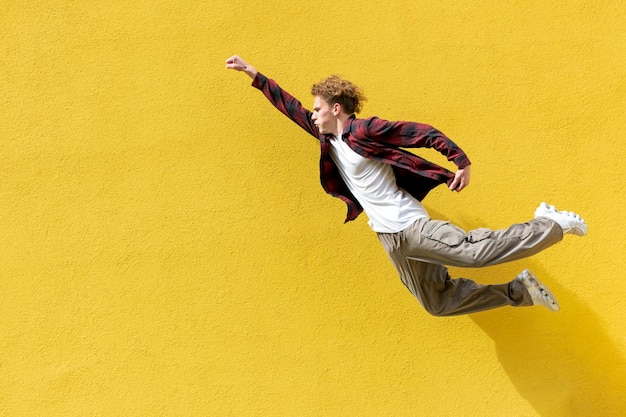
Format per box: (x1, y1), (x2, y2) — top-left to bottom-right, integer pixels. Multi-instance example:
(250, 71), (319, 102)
(225, 55), (258, 79)
(225, 55), (319, 139)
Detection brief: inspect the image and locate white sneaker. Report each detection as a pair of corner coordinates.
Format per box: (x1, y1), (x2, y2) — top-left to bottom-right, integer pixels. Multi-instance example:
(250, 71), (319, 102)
(516, 269), (560, 312)
(534, 202), (587, 236)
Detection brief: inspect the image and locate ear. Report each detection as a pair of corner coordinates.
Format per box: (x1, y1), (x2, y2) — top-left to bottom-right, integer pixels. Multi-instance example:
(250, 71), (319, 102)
(332, 102), (341, 116)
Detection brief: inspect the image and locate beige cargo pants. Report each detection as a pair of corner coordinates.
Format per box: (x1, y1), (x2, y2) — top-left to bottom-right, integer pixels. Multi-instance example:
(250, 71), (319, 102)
(377, 217), (563, 316)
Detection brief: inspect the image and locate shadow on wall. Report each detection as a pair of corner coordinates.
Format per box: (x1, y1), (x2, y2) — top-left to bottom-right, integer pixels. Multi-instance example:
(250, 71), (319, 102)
(467, 261), (626, 417)
(423, 206), (626, 416)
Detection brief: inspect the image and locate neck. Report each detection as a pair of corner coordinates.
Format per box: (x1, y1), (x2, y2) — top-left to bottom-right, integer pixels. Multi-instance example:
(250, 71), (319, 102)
(333, 113), (350, 136)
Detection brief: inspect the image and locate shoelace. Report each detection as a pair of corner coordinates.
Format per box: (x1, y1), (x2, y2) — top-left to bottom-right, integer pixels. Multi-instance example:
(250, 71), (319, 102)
(547, 205), (585, 223)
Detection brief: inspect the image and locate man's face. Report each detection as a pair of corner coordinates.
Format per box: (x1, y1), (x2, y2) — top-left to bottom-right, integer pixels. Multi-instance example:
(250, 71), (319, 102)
(312, 96), (336, 135)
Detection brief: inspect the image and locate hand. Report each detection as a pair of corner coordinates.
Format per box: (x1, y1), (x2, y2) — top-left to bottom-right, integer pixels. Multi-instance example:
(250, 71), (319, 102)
(449, 165), (470, 192)
(225, 55), (258, 79)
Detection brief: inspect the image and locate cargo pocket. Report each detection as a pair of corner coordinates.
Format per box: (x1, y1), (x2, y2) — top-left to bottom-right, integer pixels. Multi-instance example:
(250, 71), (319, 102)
(467, 228), (493, 243)
(421, 220), (466, 247)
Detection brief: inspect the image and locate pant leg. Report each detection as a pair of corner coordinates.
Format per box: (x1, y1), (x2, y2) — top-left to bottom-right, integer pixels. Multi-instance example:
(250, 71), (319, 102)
(403, 259), (532, 316)
(398, 217), (563, 268)
(377, 217), (559, 316)
(378, 230), (532, 315)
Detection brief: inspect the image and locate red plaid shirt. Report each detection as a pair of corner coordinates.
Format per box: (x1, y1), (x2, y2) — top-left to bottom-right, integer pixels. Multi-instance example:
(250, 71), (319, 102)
(252, 72), (471, 223)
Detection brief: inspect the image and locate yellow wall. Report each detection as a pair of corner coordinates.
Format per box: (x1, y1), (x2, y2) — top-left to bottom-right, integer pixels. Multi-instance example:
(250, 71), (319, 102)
(1, 1), (624, 416)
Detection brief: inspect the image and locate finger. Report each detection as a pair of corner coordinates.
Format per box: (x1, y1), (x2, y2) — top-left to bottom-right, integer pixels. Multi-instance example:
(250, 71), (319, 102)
(226, 61), (240, 70)
(225, 56), (241, 68)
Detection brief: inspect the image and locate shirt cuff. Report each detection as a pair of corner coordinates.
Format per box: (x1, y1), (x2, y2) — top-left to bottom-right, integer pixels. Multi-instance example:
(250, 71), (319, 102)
(251, 72), (267, 90)
(454, 155), (471, 169)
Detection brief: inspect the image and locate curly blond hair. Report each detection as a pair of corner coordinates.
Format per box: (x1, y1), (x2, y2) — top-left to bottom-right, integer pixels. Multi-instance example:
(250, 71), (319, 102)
(311, 75), (366, 115)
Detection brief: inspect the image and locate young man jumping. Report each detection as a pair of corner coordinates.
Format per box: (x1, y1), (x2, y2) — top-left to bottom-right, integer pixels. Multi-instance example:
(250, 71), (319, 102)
(225, 55), (587, 316)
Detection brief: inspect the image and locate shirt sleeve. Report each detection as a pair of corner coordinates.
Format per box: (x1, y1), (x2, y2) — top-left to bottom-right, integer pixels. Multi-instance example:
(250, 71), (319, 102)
(363, 117), (471, 168)
(251, 72), (320, 140)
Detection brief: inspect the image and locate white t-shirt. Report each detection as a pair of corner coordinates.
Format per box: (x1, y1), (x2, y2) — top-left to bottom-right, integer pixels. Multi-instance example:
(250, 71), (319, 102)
(328, 135), (429, 233)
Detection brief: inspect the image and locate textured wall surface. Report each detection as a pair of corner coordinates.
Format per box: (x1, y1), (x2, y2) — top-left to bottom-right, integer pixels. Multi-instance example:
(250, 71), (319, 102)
(1, 1), (625, 416)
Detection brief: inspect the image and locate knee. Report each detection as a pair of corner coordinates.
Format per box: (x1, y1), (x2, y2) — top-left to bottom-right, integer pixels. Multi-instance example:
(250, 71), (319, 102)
(421, 301), (453, 317)
(425, 308), (447, 317)
(424, 307), (455, 317)
(405, 284), (450, 316)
